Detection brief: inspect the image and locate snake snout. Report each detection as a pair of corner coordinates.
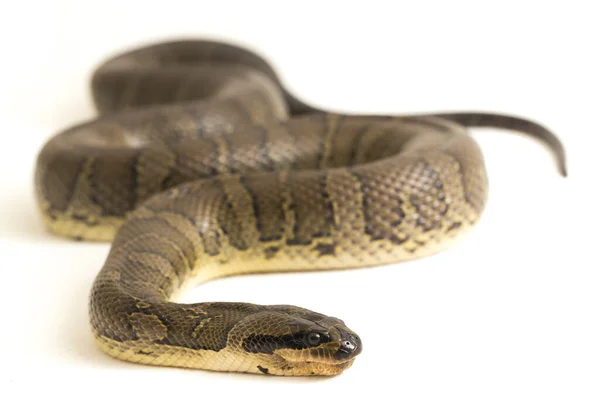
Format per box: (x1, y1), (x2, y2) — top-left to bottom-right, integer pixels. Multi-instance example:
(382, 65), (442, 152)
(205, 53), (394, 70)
(334, 329), (362, 360)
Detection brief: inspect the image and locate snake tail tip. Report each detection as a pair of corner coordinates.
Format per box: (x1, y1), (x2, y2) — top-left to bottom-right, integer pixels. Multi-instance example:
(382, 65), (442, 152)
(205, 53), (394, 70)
(559, 157), (568, 178)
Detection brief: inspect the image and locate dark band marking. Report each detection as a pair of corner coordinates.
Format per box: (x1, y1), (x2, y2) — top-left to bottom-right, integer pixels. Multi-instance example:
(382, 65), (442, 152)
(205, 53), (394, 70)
(161, 137), (220, 189)
(319, 114), (344, 168)
(242, 333), (312, 354)
(89, 148), (140, 217)
(447, 221), (462, 232)
(264, 246), (280, 259)
(124, 251), (178, 294)
(349, 124), (372, 166)
(238, 174), (285, 244)
(37, 147), (88, 213)
(314, 243), (335, 256)
(239, 175), (261, 230)
(349, 167), (407, 244)
(284, 171), (334, 246)
(257, 365), (269, 374)
(405, 158), (449, 233)
(114, 217), (195, 274)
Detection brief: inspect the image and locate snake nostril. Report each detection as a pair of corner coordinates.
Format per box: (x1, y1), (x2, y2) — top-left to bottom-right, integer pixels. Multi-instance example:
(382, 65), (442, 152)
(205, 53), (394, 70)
(334, 329), (361, 359)
(341, 340), (356, 353)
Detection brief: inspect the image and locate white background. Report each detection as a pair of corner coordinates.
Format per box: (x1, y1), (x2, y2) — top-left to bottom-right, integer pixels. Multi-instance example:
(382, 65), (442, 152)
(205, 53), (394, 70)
(1, 1), (598, 399)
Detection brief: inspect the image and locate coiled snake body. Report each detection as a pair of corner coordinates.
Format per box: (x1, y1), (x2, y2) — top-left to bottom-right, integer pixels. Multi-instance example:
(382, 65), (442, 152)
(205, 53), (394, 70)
(35, 40), (566, 376)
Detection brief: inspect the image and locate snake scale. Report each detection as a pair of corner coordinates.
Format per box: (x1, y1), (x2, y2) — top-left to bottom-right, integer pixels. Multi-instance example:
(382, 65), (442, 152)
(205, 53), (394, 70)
(35, 40), (566, 376)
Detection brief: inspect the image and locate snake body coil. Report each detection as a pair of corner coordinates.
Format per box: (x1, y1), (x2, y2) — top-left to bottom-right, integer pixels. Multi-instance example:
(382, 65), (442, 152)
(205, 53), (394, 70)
(35, 40), (566, 376)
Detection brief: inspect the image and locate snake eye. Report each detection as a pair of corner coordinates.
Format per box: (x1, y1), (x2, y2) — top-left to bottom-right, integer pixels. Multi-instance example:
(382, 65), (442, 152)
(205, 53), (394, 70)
(307, 332), (322, 346)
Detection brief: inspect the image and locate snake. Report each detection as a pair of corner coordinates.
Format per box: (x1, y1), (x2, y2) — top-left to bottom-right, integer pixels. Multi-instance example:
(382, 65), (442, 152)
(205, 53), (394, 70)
(35, 40), (567, 376)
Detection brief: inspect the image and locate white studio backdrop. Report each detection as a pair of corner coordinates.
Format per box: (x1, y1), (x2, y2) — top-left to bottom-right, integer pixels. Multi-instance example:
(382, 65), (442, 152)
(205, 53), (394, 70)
(0, 1), (598, 399)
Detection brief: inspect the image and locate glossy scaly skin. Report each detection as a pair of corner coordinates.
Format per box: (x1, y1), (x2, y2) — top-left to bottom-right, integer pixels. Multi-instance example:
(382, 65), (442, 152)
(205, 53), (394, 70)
(35, 40), (566, 375)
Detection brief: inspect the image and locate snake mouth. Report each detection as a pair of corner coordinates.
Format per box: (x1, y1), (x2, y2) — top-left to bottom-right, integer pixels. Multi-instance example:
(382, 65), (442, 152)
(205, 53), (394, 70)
(279, 357), (355, 376)
(273, 351), (357, 376)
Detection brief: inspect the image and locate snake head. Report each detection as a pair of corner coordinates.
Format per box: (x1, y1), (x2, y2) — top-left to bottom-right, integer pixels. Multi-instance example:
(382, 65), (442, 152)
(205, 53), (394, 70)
(228, 305), (362, 376)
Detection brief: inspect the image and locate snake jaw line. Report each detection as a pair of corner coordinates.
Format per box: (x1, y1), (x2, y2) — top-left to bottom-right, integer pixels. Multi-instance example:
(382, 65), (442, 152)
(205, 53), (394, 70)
(270, 353), (356, 376)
